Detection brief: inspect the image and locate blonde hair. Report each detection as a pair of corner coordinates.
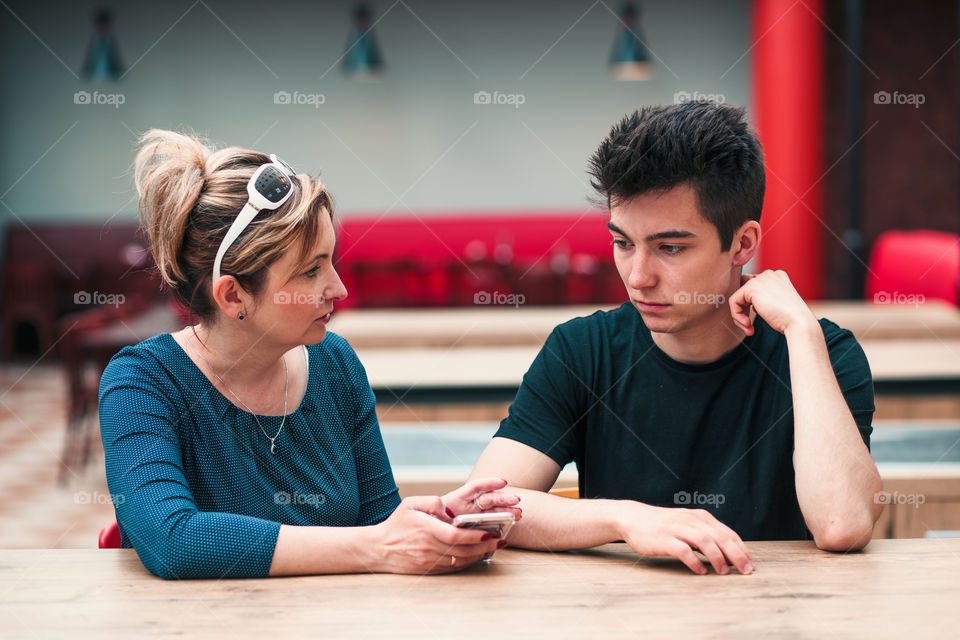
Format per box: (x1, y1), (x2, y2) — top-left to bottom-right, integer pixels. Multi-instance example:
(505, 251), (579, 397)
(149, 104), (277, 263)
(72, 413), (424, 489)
(133, 129), (331, 320)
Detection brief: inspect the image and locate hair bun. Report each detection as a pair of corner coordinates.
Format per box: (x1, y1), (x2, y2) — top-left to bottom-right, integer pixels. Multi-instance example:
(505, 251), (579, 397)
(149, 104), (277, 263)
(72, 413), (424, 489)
(134, 129), (211, 286)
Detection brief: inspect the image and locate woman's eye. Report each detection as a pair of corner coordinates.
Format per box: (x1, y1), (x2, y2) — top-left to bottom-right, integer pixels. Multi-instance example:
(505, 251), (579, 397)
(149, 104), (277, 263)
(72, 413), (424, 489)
(610, 238), (630, 249)
(304, 266), (320, 278)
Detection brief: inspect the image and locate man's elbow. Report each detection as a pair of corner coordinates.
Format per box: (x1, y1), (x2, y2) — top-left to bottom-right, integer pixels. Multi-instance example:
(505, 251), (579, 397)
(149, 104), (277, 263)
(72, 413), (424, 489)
(813, 514), (877, 552)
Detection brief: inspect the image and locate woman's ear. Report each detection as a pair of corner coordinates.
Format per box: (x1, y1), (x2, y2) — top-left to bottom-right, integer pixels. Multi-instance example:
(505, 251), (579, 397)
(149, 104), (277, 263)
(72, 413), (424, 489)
(210, 275), (248, 319)
(730, 220), (761, 267)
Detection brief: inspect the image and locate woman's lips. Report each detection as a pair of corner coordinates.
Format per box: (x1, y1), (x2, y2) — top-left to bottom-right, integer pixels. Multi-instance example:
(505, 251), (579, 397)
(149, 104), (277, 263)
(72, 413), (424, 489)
(316, 311), (333, 324)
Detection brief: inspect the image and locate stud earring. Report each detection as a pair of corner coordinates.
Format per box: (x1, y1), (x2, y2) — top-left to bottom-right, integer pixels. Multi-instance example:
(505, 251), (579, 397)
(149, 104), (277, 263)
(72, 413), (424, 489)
(237, 312), (245, 320)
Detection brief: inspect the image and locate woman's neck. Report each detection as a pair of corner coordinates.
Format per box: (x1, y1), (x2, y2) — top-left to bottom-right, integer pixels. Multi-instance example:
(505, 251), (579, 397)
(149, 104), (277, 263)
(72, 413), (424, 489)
(182, 322), (287, 390)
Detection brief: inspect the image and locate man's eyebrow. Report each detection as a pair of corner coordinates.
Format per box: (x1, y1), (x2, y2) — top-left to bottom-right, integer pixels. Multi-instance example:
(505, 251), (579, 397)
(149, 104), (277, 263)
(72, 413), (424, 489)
(606, 221), (696, 242)
(607, 221), (628, 236)
(644, 230), (696, 242)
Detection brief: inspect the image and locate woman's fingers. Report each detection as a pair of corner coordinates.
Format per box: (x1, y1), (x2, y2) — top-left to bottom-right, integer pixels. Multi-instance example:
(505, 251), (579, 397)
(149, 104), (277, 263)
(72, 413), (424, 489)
(403, 495), (453, 523)
(474, 491), (522, 519)
(462, 477), (509, 494)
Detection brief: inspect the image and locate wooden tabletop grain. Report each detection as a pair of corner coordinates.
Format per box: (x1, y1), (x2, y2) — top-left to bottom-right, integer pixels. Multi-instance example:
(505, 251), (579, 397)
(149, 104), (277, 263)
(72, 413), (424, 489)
(1, 539), (956, 638)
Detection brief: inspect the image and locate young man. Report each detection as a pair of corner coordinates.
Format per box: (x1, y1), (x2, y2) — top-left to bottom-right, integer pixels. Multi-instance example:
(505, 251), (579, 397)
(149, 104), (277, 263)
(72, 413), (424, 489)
(469, 102), (883, 576)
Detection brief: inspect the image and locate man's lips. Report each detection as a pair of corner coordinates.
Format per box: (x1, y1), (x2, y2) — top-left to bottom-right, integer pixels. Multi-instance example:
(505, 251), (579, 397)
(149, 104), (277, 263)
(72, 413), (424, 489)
(634, 300), (670, 311)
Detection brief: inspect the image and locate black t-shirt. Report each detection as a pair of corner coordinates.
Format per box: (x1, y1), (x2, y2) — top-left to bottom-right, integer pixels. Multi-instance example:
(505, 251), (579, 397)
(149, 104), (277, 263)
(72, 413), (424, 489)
(494, 302), (874, 541)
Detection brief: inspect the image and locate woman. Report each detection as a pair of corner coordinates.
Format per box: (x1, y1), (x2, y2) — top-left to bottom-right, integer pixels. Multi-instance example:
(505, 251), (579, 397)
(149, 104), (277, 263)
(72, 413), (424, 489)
(100, 130), (520, 579)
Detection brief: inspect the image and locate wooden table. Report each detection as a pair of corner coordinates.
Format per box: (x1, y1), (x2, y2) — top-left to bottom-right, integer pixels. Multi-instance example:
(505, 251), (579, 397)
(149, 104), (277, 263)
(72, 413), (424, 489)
(0, 540), (956, 637)
(358, 339), (960, 404)
(331, 300), (960, 348)
(75, 300), (960, 352)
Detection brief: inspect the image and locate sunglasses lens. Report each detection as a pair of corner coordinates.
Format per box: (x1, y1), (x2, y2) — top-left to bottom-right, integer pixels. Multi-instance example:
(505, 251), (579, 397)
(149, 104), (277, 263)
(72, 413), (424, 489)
(255, 166), (293, 204)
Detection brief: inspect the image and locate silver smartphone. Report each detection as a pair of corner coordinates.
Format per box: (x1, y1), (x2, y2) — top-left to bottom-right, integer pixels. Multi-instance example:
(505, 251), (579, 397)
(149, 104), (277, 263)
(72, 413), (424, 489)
(452, 512), (515, 560)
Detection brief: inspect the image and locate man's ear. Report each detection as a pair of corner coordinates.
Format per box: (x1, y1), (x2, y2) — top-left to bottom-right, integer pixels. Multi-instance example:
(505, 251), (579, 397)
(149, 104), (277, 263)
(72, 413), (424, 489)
(730, 220), (761, 267)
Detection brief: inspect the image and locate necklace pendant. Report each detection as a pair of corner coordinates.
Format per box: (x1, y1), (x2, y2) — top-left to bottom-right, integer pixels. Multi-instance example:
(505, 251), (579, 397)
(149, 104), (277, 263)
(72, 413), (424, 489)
(270, 441), (277, 455)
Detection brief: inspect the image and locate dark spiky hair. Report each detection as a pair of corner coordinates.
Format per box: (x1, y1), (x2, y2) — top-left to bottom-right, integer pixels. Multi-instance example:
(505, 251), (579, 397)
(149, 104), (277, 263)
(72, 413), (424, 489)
(588, 101), (765, 250)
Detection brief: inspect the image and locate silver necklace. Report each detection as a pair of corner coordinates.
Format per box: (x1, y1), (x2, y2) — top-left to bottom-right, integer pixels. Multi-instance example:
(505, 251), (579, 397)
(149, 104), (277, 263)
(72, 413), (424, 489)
(186, 334), (288, 455)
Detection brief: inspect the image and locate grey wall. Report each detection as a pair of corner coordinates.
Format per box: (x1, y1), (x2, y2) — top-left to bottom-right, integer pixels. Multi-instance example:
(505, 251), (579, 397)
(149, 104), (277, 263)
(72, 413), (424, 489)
(0, 0), (750, 222)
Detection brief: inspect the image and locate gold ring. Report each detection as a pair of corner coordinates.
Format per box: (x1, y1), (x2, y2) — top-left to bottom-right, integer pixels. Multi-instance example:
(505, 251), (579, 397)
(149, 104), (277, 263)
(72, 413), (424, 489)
(449, 555), (457, 567)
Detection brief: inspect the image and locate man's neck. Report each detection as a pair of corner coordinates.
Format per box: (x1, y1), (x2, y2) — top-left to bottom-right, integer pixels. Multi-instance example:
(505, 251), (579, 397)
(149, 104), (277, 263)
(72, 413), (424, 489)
(649, 309), (752, 365)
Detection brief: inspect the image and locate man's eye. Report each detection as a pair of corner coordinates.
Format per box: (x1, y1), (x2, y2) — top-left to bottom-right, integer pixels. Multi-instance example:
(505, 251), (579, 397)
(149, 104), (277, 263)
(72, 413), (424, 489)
(661, 245), (686, 255)
(610, 238), (631, 249)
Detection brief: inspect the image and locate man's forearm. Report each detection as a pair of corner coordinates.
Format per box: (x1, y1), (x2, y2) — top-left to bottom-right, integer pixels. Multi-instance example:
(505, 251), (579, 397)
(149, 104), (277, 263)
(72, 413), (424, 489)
(786, 321), (883, 550)
(501, 487), (629, 550)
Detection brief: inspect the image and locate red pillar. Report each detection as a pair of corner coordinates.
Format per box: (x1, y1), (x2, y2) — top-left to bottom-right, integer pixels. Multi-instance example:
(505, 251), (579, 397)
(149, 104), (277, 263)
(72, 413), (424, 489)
(752, 0), (824, 299)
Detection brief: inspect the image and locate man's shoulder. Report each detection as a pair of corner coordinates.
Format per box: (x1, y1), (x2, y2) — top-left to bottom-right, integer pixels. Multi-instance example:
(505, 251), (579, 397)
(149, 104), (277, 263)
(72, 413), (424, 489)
(816, 316), (856, 343)
(552, 301), (636, 340)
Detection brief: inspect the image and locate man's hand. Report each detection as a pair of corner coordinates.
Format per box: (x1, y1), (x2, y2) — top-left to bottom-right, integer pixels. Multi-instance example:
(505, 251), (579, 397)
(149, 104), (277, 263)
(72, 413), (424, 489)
(616, 502), (755, 575)
(728, 270), (817, 336)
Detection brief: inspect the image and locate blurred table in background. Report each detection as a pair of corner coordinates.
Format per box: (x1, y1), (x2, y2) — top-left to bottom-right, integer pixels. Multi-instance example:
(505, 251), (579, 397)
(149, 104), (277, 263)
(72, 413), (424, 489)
(357, 338), (960, 419)
(54, 299), (960, 469)
(332, 300), (960, 348)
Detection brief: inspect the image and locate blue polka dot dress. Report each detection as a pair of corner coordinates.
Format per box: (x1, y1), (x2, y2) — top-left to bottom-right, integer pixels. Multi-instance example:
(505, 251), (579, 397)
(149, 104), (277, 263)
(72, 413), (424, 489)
(99, 332), (401, 579)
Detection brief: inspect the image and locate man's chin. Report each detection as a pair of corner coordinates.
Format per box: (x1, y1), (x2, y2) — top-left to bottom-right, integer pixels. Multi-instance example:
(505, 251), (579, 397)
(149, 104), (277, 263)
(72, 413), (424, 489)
(634, 306), (685, 333)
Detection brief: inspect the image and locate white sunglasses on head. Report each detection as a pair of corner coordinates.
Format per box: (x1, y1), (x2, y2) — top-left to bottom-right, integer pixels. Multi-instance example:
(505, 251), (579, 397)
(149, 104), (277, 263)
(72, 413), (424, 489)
(212, 154), (297, 282)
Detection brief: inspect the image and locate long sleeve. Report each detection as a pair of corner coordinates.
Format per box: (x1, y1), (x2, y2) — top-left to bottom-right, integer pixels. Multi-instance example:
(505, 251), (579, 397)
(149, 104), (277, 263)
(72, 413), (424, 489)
(100, 353), (281, 579)
(331, 338), (401, 526)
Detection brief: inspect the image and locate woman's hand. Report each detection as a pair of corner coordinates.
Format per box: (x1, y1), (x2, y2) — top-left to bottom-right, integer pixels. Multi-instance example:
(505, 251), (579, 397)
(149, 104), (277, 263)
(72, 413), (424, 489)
(372, 496), (502, 574)
(441, 477), (522, 520)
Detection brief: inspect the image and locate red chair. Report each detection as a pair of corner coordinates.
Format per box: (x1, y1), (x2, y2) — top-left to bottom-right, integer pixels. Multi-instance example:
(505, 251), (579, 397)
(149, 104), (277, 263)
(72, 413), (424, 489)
(866, 230), (959, 307)
(98, 520), (122, 549)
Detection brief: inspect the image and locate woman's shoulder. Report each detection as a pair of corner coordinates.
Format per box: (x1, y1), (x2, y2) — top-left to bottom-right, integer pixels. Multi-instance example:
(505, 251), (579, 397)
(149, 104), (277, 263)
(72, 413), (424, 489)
(306, 331), (359, 366)
(100, 333), (188, 392)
